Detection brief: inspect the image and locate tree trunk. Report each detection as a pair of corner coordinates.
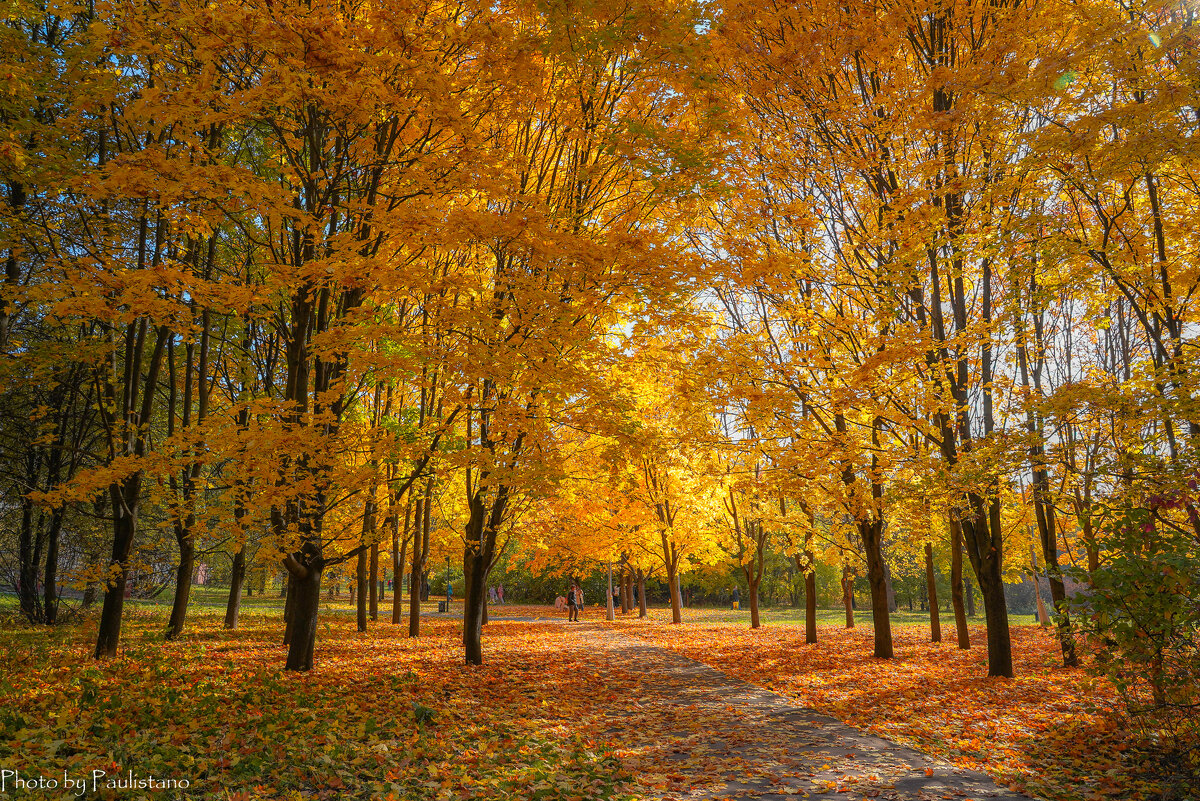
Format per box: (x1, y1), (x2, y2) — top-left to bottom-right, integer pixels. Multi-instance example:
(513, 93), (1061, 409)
(166, 533), (195, 640)
(95, 476), (142, 658)
(224, 546), (247, 630)
(667, 565), (682, 624)
(860, 519), (893, 658)
(637, 569), (647, 618)
(748, 575), (761, 629)
(1033, 491), (1077, 666)
(962, 499), (1014, 678)
(356, 547), (368, 632)
(841, 564), (854, 629)
(949, 517), (970, 648)
(283, 571), (297, 644)
(805, 558), (817, 643)
(43, 508), (63, 625)
(392, 498), (410, 625)
(284, 565), (322, 671)
(409, 483), (431, 637)
(925, 542), (941, 643)
(463, 546), (488, 665)
(369, 542), (378, 622)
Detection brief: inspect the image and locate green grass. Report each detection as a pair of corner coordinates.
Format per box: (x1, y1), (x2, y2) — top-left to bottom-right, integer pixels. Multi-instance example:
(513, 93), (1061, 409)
(2, 586), (1036, 629)
(642, 605), (1040, 627)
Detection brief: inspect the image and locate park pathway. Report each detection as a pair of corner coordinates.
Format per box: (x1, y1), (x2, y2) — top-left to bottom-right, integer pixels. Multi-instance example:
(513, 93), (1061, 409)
(572, 624), (1038, 801)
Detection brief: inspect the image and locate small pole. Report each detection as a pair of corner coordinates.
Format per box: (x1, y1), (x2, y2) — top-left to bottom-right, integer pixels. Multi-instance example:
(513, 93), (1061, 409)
(606, 561), (615, 621)
(445, 555), (451, 612)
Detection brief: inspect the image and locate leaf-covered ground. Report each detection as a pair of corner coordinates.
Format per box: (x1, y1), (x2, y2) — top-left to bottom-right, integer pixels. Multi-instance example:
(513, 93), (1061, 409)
(0, 600), (1182, 801)
(611, 617), (1184, 801)
(0, 606), (638, 801)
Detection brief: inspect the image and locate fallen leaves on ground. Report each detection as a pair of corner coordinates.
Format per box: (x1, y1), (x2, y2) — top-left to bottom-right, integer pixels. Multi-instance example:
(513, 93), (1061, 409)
(0, 608), (637, 801)
(613, 618), (1179, 801)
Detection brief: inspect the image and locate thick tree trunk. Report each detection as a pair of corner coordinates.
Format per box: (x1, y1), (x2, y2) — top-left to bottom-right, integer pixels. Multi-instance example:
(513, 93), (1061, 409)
(637, 570), (647, 618)
(17, 474), (42, 623)
(861, 520), (893, 658)
(224, 546), (247, 629)
(284, 565), (322, 671)
(369, 542), (379, 622)
(667, 565), (682, 624)
(356, 547), (368, 632)
(841, 564), (854, 629)
(925, 542), (941, 643)
(95, 476), (141, 658)
(43, 509), (62, 625)
(166, 533), (195, 640)
(804, 559), (817, 643)
(962, 499), (1014, 678)
(463, 547), (488, 665)
(949, 517), (970, 648)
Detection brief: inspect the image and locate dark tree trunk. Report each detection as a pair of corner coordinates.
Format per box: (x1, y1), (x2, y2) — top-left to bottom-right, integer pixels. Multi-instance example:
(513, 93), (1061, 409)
(285, 565), (322, 671)
(805, 560), (817, 643)
(861, 519), (893, 658)
(166, 534), (195, 640)
(283, 571), (296, 644)
(369, 543), (378, 622)
(393, 503), (409, 625)
(409, 483), (431, 637)
(962, 500), (1013, 677)
(95, 474), (143, 658)
(224, 546), (246, 629)
(748, 576), (761, 629)
(43, 509), (63, 624)
(356, 547), (368, 632)
(842, 565), (854, 629)
(17, 463), (43, 623)
(463, 547), (488, 665)
(925, 542), (941, 643)
(950, 517), (970, 648)
(637, 569), (647, 618)
(667, 566), (682, 624)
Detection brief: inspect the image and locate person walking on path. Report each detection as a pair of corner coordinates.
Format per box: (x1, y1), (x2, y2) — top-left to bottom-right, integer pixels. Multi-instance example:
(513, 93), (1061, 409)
(568, 583), (582, 621)
(497, 584), (504, 604)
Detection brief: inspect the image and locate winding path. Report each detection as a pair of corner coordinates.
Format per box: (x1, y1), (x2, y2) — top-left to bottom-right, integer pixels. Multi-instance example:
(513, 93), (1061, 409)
(574, 624), (1038, 801)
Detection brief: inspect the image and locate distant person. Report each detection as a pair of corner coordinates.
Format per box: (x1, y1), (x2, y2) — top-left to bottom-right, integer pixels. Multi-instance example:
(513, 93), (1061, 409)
(497, 584), (504, 604)
(732, 585), (740, 610)
(568, 583), (581, 622)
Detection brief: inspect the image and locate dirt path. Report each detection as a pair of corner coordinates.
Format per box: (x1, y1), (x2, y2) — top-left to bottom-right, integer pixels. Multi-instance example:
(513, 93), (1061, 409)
(573, 624), (1038, 801)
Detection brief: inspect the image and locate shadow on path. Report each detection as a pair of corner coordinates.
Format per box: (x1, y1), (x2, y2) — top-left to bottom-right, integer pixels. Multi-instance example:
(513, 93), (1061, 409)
(580, 626), (1038, 801)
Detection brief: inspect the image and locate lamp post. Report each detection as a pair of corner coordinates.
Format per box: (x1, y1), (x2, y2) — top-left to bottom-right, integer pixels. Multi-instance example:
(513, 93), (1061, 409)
(445, 556), (451, 612)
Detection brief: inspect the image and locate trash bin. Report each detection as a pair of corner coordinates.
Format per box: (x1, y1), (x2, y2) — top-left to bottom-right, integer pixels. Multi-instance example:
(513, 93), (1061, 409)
(438, 600), (447, 613)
